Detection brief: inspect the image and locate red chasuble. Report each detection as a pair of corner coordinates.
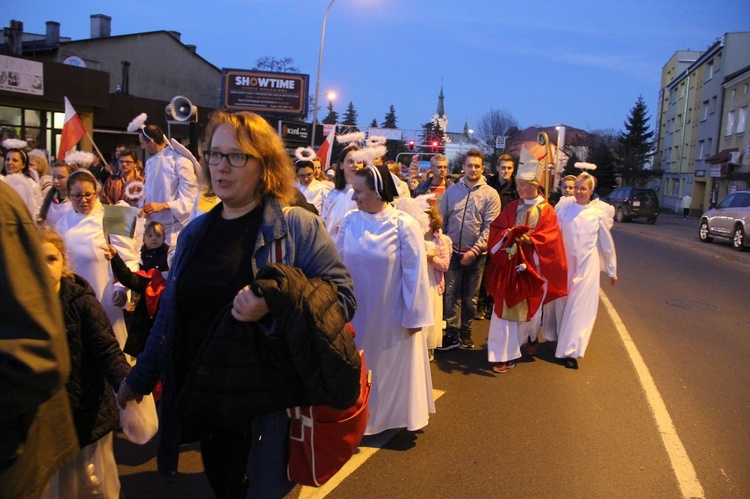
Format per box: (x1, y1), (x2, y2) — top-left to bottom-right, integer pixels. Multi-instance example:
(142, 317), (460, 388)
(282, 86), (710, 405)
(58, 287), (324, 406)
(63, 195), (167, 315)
(485, 199), (568, 321)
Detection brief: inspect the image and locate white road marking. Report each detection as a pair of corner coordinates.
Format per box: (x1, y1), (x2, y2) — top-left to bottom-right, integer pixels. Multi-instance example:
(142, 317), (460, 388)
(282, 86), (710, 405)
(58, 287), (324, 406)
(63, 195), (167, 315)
(600, 290), (705, 499)
(298, 389), (447, 498)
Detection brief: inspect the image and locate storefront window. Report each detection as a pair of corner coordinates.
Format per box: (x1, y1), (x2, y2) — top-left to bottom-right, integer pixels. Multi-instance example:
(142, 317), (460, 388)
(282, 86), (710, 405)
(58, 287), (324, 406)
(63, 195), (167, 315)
(0, 107), (63, 154)
(24, 109), (41, 127)
(0, 106), (22, 126)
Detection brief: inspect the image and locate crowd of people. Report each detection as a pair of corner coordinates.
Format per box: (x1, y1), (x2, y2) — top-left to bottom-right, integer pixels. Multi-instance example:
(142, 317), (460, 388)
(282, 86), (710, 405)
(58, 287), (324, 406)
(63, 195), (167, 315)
(0, 115), (617, 498)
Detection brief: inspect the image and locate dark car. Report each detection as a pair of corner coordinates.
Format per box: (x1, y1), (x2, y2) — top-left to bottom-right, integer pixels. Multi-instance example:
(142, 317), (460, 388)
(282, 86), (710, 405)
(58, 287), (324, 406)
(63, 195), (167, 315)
(698, 190), (750, 251)
(605, 187), (660, 224)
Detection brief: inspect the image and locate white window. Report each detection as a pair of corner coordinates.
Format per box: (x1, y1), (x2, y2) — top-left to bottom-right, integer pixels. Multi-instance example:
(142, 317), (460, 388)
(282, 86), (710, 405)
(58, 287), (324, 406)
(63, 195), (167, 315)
(701, 100), (709, 121)
(697, 140), (705, 160)
(726, 111), (736, 136)
(704, 60), (713, 82)
(738, 107), (748, 134)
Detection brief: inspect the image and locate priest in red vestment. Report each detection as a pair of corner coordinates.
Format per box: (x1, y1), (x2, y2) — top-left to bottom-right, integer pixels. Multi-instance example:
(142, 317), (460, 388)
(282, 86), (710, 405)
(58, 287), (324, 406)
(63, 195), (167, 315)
(484, 147), (568, 373)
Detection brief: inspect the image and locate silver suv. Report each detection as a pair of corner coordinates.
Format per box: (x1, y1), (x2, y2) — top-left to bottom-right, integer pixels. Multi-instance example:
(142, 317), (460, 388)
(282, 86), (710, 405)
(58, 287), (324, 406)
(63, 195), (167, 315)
(699, 190), (750, 251)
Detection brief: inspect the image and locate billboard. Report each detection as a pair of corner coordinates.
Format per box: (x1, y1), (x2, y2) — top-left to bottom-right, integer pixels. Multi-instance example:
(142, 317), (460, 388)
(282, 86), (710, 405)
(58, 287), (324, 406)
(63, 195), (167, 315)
(221, 69), (309, 116)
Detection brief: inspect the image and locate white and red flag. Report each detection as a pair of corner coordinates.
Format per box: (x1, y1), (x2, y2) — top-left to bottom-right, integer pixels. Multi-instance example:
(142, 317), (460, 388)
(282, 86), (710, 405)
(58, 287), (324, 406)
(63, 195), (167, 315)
(317, 126), (336, 170)
(57, 97), (86, 160)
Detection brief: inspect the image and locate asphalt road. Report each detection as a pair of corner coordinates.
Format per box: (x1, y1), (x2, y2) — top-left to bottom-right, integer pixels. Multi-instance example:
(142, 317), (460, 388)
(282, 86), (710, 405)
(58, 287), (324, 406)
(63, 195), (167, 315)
(117, 213), (750, 498)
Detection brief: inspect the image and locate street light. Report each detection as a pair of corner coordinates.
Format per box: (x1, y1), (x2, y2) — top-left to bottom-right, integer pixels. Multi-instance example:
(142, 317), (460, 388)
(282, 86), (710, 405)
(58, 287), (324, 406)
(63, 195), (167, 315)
(311, 0), (337, 147)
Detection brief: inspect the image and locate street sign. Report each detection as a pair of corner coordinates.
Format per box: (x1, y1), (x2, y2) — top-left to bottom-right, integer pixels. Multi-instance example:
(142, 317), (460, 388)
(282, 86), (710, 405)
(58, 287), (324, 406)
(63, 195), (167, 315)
(496, 136), (506, 149)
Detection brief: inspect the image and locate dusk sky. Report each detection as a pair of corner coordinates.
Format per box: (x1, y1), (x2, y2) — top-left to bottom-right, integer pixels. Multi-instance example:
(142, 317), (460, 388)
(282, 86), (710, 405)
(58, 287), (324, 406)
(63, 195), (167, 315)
(5, 0), (750, 137)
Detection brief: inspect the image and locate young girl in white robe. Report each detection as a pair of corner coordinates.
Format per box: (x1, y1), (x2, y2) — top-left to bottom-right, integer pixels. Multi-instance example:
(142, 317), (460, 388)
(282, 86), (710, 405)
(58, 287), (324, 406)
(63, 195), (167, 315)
(553, 173), (617, 369)
(423, 205), (451, 361)
(322, 144), (363, 238)
(56, 170), (139, 351)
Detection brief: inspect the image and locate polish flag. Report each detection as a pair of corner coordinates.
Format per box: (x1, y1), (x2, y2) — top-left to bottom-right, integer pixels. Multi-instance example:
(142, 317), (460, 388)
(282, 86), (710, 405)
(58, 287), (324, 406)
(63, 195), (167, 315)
(57, 97), (86, 161)
(317, 126), (336, 170)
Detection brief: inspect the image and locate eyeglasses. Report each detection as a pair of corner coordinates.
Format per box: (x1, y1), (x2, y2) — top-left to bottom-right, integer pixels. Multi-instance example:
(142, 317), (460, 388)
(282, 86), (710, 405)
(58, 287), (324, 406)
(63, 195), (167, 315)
(70, 192), (97, 201)
(203, 151), (253, 168)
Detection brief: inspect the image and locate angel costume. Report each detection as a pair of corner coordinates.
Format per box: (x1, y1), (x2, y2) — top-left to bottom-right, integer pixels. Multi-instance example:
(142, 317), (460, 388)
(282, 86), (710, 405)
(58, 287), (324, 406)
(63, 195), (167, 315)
(337, 204), (435, 434)
(322, 186), (356, 238)
(142, 147), (198, 245)
(296, 179), (330, 214)
(485, 196), (568, 363)
(57, 203), (139, 350)
(1, 173), (42, 218)
(550, 196), (617, 359)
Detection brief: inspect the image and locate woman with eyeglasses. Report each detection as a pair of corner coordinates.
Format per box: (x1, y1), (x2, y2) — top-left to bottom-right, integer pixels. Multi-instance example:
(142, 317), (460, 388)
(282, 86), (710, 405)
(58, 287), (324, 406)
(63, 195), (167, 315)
(116, 111), (357, 497)
(56, 169), (140, 351)
(295, 158), (330, 214)
(102, 149), (145, 207)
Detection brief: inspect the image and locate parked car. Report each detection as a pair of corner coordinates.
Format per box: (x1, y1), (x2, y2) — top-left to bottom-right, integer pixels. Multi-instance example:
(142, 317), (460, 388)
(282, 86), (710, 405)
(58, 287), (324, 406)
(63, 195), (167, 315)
(605, 187), (660, 224)
(698, 190), (750, 251)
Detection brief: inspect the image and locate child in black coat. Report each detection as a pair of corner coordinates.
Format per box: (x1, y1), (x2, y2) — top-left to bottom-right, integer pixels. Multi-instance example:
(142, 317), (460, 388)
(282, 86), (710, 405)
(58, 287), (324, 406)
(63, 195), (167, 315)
(39, 227), (130, 498)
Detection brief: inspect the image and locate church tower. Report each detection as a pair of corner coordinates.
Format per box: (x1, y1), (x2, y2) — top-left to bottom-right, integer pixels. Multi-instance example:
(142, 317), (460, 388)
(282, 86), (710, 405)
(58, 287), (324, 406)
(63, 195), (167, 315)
(431, 84), (449, 142)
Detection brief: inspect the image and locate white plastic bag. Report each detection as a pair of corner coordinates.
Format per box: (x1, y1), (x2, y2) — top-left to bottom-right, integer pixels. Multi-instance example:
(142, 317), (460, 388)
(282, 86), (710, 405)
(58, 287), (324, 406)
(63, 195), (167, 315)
(119, 393), (158, 444)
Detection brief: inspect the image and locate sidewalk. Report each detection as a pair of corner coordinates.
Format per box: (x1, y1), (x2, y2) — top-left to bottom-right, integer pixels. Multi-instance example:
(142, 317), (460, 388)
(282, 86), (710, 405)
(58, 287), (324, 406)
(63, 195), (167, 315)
(610, 211), (750, 265)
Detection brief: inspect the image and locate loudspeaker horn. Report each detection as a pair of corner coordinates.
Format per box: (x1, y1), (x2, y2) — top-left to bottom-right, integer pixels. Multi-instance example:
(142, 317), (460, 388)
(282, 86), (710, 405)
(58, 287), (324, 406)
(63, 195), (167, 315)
(166, 96), (197, 122)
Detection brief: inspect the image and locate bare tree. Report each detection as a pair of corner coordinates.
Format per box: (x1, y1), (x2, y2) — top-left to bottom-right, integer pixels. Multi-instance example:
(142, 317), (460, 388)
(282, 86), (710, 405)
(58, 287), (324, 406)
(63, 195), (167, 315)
(475, 108), (519, 166)
(253, 56), (299, 73)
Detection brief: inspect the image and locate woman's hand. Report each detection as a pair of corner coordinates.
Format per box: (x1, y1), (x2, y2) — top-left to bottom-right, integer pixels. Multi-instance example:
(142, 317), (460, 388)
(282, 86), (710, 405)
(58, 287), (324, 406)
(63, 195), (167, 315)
(112, 290), (128, 307)
(232, 285), (270, 322)
(116, 378), (142, 409)
(610, 275), (618, 286)
(101, 244), (117, 260)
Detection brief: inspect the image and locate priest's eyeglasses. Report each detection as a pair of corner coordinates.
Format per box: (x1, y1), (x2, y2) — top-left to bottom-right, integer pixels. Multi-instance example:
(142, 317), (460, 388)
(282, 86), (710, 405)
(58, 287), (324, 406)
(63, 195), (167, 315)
(203, 151), (253, 168)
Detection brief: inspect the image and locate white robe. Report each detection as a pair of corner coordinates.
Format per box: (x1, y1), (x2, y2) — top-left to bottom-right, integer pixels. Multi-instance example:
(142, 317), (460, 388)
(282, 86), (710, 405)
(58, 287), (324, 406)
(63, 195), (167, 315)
(142, 147), (198, 245)
(322, 186), (356, 239)
(57, 203), (139, 350)
(44, 199), (72, 229)
(297, 179), (330, 214)
(337, 205), (435, 434)
(1, 173), (42, 219)
(553, 197), (617, 359)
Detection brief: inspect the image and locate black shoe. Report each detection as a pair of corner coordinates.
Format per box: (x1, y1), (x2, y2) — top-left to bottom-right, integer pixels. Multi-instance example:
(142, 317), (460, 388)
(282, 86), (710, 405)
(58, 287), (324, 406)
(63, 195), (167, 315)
(525, 339), (538, 356)
(436, 334), (462, 351)
(563, 358), (578, 370)
(474, 306), (485, 320)
(460, 334), (474, 349)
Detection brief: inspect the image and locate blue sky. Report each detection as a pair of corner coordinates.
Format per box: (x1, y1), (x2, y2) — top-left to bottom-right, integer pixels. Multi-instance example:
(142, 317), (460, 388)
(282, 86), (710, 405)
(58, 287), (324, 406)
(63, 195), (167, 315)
(4, 0), (749, 136)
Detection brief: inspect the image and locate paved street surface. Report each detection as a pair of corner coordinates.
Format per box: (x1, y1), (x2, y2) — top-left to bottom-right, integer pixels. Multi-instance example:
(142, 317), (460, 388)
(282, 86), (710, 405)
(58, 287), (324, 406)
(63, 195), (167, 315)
(117, 213), (750, 498)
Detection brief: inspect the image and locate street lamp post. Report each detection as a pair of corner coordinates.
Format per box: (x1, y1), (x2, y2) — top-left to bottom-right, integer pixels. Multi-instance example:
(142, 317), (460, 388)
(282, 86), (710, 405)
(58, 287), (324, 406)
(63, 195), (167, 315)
(311, 0), (337, 148)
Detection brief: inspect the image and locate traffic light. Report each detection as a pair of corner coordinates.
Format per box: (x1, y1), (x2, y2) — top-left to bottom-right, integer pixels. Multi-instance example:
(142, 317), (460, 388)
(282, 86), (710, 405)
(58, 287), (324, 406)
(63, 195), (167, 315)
(408, 139), (415, 151)
(431, 140), (439, 152)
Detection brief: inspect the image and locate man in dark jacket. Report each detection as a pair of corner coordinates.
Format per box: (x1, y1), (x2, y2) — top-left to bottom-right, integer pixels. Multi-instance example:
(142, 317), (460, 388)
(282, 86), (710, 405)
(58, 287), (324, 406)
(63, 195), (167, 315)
(413, 154), (453, 206)
(0, 183), (78, 499)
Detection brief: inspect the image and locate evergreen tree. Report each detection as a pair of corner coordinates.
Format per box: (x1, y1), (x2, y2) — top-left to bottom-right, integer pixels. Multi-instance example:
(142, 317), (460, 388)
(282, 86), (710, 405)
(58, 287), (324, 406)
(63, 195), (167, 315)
(420, 121), (445, 152)
(342, 101), (359, 130)
(322, 101), (339, 125)
(587, 140), (618, 196)
(370, 118), (378, 128)
(562, 151), (580, 178)
(617, 96), (654, 186)
(381, 105), (398, 129)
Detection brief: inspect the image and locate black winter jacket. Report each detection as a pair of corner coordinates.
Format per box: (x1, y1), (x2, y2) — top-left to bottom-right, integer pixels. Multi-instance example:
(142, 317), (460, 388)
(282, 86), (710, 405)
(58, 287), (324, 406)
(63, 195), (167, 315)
(59, 275), (131, 447)
(177, 263), (361, 432)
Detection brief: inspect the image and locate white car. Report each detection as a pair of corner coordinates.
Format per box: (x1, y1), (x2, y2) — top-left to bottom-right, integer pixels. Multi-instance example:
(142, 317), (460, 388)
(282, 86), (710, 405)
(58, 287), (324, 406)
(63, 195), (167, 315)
(699, 190), (750, 251)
